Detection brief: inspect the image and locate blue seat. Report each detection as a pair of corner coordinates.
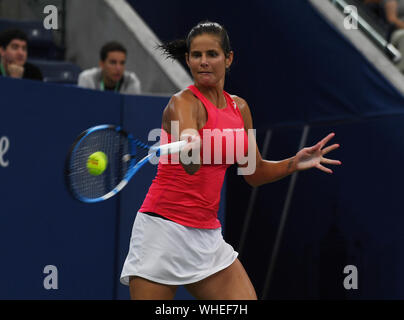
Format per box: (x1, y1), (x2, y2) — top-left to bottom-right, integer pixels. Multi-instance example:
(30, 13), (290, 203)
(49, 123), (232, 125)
(28, 59), (82, 84)
(0, 19), (64, 60)
(0, 19), (53, 45)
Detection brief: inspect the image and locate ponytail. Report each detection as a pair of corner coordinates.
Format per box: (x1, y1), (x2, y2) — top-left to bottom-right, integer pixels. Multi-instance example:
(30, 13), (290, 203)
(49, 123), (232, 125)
(157, 39), (187, 61)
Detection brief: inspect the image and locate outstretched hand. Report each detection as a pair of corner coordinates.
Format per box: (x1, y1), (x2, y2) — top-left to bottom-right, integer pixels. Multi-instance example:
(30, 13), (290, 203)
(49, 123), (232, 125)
(294, 132), (341, 174)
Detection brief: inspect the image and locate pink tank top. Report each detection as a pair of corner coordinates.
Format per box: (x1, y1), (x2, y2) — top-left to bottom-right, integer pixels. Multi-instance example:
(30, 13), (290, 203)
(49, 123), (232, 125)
(139, 85), (248, 229)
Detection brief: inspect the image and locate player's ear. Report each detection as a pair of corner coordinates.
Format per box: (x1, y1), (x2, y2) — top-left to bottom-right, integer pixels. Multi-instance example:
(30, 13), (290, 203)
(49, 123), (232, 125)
(185, 52), (190, 68)
(225, 51), (234, 69)
(99, 60), (104, 69)
(0, 46), (5, 58)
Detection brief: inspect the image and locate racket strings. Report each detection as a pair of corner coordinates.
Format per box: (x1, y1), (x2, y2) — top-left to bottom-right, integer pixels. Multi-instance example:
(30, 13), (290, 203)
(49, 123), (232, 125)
(68, 128), (131, 200)
(128, 139), (152, 164)
(133, 139), (149, 150)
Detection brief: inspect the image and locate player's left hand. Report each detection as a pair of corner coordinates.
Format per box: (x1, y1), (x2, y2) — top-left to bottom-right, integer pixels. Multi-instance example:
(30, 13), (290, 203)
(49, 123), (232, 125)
(294, 132), (341, 174)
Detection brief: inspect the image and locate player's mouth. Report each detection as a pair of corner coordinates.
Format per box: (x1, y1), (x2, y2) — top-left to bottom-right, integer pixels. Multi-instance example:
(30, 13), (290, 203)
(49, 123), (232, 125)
(198, 72), (213, 77)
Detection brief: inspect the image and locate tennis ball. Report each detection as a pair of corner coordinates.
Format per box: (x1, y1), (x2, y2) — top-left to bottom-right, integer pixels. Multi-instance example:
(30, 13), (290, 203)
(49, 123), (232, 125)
(87, 151), (108, 176)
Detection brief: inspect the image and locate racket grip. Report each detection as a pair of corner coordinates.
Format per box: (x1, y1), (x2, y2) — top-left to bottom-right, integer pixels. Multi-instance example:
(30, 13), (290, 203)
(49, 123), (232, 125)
(158, 140), (187, 156)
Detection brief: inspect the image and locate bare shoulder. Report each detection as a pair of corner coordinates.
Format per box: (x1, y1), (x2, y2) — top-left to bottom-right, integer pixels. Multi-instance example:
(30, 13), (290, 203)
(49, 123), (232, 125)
(230, 94), (253, 128)
(230, 94), (249, 110)
(231, 94), (252, 115)
(162, 88), (202, 132)
(172, 88), (198, 107)
(164, 88), (199, 115)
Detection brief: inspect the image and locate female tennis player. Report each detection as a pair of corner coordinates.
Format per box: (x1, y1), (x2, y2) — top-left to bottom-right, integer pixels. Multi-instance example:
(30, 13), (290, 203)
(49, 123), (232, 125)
(120, 21), (341, 300)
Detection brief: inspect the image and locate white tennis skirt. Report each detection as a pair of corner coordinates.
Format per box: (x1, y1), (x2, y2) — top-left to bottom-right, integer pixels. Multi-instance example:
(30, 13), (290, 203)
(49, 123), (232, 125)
(120, 212), (238, 286)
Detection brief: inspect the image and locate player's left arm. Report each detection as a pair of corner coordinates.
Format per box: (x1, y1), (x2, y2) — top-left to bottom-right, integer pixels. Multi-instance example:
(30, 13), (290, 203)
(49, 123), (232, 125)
(233, 96), (341, 187)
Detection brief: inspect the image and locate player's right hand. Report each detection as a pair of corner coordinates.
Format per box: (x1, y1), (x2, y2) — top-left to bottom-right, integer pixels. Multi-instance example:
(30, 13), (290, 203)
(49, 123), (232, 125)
(179, 133), (201, 175)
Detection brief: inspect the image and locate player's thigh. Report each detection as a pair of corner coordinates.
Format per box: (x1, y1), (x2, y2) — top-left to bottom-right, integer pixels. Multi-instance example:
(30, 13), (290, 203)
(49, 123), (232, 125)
(129, 276), (178, 300)
(185, 259), (257, 300)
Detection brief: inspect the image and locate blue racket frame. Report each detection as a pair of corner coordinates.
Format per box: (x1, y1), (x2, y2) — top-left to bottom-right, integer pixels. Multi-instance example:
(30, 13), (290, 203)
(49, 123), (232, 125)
(65, 124), (185, 203)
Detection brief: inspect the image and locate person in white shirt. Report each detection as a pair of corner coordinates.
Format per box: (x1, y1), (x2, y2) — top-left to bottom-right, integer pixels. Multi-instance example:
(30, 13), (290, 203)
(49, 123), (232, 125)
(78, 41), (141, 94)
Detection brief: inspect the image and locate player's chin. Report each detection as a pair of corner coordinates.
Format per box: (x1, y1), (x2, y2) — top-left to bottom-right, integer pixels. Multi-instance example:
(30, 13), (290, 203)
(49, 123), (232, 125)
(196, 77), (218, 87)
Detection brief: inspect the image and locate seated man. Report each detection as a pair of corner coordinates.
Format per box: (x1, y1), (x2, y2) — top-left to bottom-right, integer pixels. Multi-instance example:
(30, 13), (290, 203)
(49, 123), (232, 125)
(78, 41), (141, 94)
(379, 0), (404, 71)
(0, 28), (43, 81)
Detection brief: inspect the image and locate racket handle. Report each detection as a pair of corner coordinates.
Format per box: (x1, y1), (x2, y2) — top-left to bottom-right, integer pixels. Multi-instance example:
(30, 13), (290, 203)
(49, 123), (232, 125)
(157, 140), (187, 156)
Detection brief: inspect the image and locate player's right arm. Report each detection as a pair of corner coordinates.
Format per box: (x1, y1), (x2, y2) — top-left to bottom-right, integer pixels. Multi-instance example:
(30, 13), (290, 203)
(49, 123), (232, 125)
(162, 91), (201, 175)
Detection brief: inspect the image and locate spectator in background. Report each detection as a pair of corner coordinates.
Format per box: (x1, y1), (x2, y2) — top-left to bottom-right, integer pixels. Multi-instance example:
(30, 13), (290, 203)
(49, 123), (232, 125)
(78, 41), (141, 94)
(382, 0), (404, 28)
(370, 0), (404, 72)
(0, 28), (43, 81)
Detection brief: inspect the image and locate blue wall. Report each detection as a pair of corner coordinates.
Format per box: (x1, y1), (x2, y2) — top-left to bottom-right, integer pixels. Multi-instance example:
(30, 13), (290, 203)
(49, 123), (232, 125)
(0, 78), (120, 299)
(0, 77), (227, 299)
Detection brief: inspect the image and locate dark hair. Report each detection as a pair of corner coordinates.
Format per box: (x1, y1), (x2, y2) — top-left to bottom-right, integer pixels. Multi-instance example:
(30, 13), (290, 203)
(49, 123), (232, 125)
(0, 28), (28, 48)
(158, 21), (232, 61)
(100, 41), (127, 61)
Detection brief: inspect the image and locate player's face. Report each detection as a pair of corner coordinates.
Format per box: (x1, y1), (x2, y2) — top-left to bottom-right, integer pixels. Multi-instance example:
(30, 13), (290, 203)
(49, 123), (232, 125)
(0, 39), (28, 67)
(186, 34), (233, 87)
(100, 51), (126, 84)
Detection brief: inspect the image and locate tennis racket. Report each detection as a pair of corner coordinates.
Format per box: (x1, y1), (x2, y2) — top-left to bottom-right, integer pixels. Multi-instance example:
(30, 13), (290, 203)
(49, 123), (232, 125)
(65, 124), (186, 203)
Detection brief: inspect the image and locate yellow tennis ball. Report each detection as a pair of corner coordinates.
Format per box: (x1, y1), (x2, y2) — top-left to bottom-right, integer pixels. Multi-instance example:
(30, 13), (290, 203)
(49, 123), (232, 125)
(87, 151), (108, 176)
